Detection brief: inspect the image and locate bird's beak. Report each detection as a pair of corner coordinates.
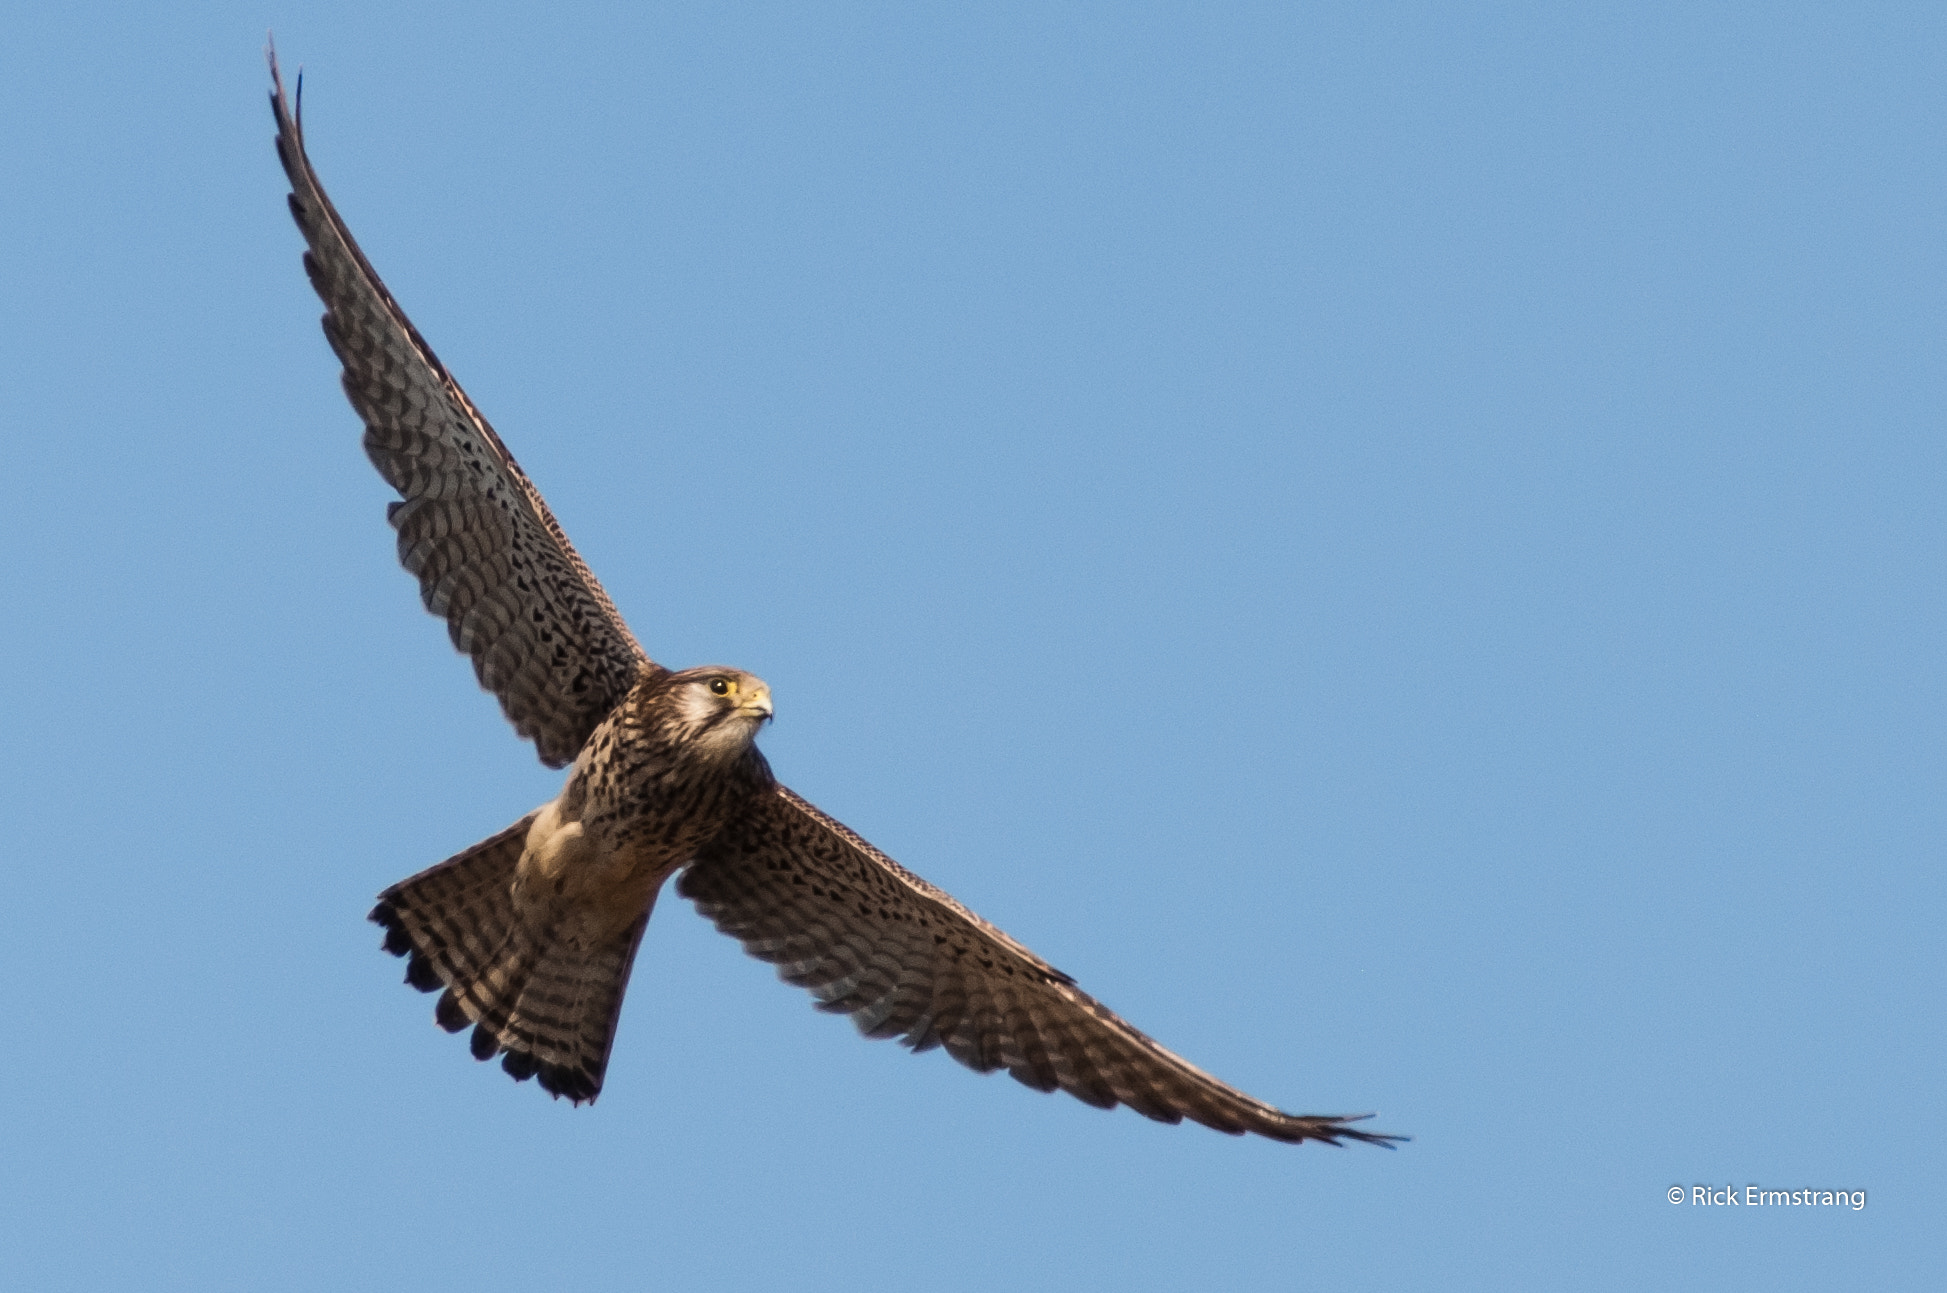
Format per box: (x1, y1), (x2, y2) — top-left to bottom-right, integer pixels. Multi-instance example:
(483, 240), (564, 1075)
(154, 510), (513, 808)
(738, 688), (774, 722)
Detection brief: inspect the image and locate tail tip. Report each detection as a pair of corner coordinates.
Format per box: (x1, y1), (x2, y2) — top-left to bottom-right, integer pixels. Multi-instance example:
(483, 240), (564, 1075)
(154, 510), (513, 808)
(370, 901), (413, 957)
(403, 951), (442, 992)
(435, 989), (470, 1033)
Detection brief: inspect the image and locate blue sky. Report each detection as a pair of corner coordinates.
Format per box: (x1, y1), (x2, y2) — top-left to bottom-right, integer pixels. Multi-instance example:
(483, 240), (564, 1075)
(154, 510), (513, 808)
(2, 3), (1939, 1289)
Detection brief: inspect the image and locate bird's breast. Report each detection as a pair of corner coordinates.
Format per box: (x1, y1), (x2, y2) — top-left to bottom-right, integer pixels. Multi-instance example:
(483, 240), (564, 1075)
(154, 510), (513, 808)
(515, 723), (757, 928)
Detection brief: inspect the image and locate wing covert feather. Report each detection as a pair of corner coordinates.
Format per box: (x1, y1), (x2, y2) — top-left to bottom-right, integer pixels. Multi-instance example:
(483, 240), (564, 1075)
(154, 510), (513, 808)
(680, 787), (1402, 1147)
(270, 58), (650, 766)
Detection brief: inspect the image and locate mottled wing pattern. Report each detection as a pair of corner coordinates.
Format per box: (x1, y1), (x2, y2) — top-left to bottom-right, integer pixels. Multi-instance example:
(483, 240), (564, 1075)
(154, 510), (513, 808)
(271, 60), (650, 767)
(680, 788), (1402, 1147)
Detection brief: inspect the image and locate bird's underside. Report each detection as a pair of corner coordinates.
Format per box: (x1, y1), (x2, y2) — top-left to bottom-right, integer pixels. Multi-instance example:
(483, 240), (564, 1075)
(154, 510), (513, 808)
(271, 52), (1401, 1149)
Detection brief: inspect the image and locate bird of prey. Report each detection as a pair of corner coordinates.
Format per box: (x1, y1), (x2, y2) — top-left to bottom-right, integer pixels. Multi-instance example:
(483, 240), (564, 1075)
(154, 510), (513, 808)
(271, 56), (1400, 1149)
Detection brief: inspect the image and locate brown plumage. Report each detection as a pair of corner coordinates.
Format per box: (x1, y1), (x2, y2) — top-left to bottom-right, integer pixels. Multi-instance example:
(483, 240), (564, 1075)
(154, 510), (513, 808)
(273, 52), (1402, 1147)
(371, 668), (776, 1101)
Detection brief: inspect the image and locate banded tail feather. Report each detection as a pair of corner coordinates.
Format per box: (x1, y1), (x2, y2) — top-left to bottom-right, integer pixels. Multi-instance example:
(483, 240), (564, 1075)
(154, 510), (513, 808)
(370, 815), (651, 1104)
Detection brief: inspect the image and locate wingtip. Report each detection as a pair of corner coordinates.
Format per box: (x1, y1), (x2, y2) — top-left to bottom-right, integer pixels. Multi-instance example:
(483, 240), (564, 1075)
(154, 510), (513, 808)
(265, 35), (302, 139)
(1321, 1113), (1409, 1149)
(265, 35), (285, 110)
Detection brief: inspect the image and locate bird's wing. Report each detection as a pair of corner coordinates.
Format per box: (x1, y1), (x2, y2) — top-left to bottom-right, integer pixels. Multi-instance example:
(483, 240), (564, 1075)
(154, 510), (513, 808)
(679, 786), (1402, 1147)
(271, 57), (651, 767)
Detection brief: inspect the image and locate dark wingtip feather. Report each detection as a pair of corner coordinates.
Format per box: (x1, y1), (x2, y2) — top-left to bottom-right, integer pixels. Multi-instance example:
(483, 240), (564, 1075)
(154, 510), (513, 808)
(470, 1023), (500, 1062)
(502, 1049), (540, 1082)
(1302, 1114), (1408, 1149)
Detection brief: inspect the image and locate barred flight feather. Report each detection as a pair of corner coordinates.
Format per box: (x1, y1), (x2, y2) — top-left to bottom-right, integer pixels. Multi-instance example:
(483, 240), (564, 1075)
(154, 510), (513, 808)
(680, 787), (1403, 1147)
(272, 62), (648, 769)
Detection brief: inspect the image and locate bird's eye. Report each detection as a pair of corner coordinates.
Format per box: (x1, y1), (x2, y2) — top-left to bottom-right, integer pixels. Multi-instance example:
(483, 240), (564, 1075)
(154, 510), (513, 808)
(709, 677), (733, 696)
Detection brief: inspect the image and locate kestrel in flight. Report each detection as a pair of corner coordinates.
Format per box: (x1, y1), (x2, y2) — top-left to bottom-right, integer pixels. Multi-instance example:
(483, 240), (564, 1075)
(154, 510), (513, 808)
(271, 56), (1400, 1149)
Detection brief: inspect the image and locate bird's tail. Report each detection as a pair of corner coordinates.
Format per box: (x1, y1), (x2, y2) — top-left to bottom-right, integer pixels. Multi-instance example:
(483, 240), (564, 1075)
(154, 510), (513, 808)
(369, 814), (650, 1104)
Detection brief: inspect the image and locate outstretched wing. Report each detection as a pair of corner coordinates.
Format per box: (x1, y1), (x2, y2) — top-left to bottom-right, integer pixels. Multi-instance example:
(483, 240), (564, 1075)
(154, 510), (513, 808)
(271, 57), (651, 767)
(679, 787), (1402, 1147)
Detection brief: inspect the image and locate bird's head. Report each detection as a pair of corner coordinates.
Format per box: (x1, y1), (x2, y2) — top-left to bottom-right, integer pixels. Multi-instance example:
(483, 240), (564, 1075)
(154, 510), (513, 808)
(664, 666), (774, 759)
